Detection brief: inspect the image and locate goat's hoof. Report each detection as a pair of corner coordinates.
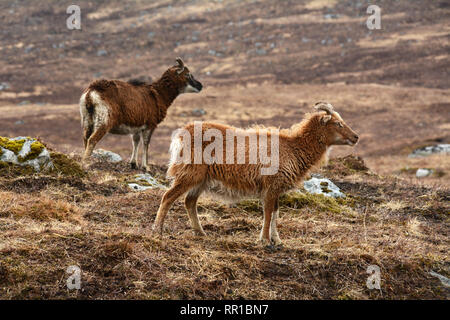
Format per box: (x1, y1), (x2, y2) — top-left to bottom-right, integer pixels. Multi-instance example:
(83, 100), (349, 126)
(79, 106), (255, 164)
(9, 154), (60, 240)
(264, 244), (276, 251)
(259, 238), (271, 247)
(130, 162), (137, 169)
(273, 243), (283, 250)
(271, 238), (283, 247)
(151, 224), (163, 236)
(144, 166), (152, 173)
(193, 229), (206, 237)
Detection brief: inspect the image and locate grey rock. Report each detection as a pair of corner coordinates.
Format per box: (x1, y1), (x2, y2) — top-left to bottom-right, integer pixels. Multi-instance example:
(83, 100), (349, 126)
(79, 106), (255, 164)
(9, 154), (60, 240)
(409, 144), (450, 158)
(92, 149), (122, 163)
(303, 177), (345, 198)
(0, 82), (9, 91)
(128, 173), (167, 191)
(429, 271), (450, 287)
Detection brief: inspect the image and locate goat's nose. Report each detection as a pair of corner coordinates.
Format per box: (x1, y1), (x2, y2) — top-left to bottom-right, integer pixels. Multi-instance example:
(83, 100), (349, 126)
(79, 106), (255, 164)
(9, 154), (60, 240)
(354, 134), (359, 141)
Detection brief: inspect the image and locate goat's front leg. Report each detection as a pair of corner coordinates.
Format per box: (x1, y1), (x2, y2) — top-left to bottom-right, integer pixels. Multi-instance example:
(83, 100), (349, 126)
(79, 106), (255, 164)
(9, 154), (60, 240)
(141, 128), (155, 171)
(259, 193), (279, 247)
(129, 133), (140, 169)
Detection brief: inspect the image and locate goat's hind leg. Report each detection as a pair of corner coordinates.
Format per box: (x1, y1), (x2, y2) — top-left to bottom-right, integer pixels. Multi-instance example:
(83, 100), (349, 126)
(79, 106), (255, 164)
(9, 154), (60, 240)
(82, 124), (109, 163)
(270, 199), (282, 247)
(185, 186), (206, 236)
(129, 133), (140, 169)
(153, 179), (192, 235)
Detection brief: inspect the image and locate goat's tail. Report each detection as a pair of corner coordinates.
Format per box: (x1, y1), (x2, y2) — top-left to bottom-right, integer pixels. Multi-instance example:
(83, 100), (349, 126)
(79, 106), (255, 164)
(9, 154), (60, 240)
(80, 90), (95, 148)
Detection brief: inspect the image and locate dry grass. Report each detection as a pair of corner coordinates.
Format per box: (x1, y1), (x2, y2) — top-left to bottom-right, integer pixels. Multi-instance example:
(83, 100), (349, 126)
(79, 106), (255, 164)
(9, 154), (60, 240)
(0, 154), (448, 300)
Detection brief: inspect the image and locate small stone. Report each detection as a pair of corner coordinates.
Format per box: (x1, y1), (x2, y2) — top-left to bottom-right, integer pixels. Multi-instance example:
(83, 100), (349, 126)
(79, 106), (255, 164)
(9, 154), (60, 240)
(256, 48), (266, 55)
(409, 144), (450, 158)
(97, 49), (108, 56)
(416, 168), (433, 178)
(191, 108), (206, 116)
(24, 46), (33, 54)
(128, 173), (167, 191)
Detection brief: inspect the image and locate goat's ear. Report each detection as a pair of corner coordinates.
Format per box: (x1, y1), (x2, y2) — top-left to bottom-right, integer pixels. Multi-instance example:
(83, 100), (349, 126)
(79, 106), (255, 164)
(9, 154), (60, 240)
(321, 114), (332, 125)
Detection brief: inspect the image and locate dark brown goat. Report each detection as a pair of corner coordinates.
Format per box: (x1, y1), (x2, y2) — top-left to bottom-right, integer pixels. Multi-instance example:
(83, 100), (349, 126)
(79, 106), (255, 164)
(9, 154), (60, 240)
(79, 58), (203, 169)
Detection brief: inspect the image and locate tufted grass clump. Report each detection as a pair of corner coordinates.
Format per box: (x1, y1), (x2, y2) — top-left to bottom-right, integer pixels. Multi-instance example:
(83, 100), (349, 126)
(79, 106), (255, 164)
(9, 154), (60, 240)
(0, 160), (36, 176)
(237, 199), (261, 212)
(280, 191), (345, 214)
(49, 152), (86, 177)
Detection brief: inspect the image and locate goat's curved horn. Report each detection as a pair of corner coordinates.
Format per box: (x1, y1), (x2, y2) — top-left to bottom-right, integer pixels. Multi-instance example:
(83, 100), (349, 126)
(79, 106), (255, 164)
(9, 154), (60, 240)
(175, 57), (185, 68)
(175, 57), (185, 74)
(314, 102), (334, 115)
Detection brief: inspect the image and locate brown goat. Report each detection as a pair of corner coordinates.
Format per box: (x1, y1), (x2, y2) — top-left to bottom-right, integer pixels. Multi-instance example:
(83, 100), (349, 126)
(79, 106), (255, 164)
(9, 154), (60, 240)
(153, 102), (359, 247)
(79, 58), (203, 170)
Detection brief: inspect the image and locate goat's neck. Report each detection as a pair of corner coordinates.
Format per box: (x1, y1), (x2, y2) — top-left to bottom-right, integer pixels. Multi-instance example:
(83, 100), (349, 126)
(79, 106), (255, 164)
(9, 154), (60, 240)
(292, 123), (328, 171)
(151, 76), (181, 109)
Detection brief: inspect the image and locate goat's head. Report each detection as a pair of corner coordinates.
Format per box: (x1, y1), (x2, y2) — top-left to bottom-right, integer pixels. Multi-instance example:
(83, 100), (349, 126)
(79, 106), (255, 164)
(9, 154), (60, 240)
(166, 57), (203, 94)
(314, 102), (359, 146)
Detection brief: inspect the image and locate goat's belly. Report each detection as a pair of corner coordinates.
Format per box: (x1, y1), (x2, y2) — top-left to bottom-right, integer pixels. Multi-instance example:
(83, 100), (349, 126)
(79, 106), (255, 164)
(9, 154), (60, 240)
(205, 179), (261, 203)
(110, 124), (148, 135)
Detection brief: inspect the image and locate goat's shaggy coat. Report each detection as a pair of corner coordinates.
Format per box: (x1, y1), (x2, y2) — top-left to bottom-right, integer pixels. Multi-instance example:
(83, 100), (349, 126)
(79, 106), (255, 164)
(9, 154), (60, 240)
(79, 58), (202, 169)
(153, 103), (359, 246)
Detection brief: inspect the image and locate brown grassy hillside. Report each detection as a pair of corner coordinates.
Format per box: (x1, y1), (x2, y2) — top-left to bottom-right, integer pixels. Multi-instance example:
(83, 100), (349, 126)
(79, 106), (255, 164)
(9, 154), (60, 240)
(0, 153), (448, 299)
(0, 0), (449, 299)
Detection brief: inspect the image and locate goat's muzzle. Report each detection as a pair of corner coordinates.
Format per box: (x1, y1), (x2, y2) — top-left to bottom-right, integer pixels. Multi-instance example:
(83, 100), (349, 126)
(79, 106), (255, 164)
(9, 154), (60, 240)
(347, 134), (359, 146)
(189, 78), (203, 92)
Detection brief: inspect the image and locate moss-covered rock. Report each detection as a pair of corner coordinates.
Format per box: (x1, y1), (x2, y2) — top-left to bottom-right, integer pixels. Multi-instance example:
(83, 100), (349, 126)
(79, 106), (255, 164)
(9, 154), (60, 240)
(0, 137), (26, 154)
(17, 141), (45, 162)
(125, 173), (167, 191)
(0, 136), (53, 173)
